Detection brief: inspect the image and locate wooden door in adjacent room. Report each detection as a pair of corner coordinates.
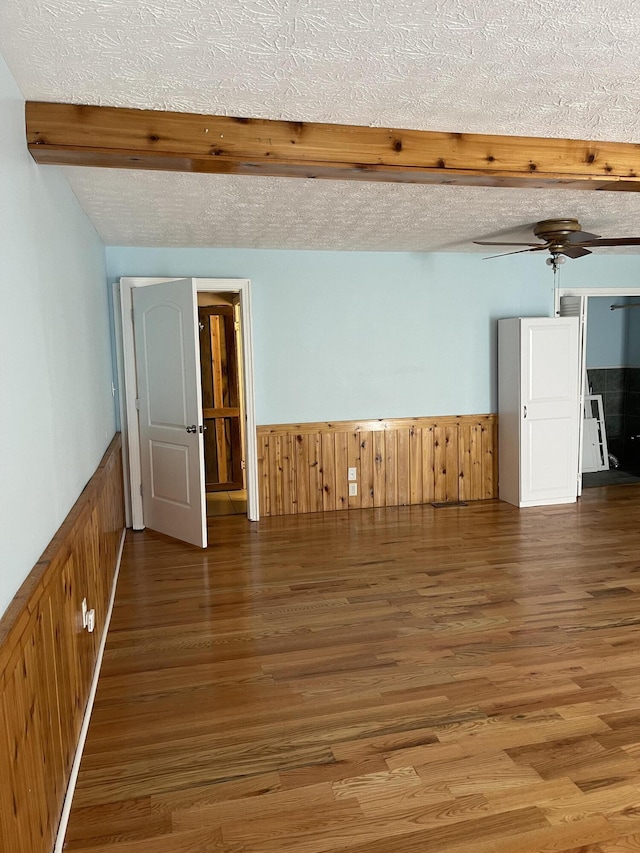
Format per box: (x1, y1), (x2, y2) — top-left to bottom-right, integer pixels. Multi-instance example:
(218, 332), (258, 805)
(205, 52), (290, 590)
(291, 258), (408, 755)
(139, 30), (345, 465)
(198, 304), (245, 492)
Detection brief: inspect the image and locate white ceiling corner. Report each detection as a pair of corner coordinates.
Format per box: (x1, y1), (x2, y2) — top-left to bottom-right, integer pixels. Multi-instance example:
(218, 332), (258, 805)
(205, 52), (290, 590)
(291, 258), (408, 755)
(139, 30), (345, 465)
(2, 0), (640, 252)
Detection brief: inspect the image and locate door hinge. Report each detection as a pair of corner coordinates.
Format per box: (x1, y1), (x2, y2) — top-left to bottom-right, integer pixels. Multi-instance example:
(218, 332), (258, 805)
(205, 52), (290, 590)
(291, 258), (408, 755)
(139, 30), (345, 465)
(131, 308), (134, 323)
(241, 459), (246, 469)
(140, 483), (143, 496)
(135, 398), (140, 410)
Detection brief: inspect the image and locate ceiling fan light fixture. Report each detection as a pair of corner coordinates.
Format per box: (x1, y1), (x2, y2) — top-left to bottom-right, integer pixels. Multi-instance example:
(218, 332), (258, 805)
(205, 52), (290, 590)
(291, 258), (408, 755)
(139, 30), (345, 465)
(476, 218), (640, 264)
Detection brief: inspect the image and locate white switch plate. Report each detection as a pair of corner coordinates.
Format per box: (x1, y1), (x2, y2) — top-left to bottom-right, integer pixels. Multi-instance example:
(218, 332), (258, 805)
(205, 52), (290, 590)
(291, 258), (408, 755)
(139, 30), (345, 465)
(348, 467), (357, 481)
(349, 482), (358, 496)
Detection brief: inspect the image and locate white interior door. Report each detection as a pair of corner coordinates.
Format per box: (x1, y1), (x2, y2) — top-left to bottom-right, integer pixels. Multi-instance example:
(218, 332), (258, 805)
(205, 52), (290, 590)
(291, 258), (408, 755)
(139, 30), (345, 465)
(133, 278), (207, 548)
(520, 317), (580, 505)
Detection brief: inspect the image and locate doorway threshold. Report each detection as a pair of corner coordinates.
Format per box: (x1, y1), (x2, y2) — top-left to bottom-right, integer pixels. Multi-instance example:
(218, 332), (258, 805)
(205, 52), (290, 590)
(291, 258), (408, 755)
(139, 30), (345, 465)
(582, 470), (640, 488)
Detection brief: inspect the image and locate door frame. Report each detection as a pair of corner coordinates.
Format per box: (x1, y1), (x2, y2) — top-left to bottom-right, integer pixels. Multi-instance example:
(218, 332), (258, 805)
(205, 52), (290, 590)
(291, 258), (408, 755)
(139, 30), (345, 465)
(555, 286), (640, 488)
(117, 277), (259, 528)
(554, 287), (640, 315)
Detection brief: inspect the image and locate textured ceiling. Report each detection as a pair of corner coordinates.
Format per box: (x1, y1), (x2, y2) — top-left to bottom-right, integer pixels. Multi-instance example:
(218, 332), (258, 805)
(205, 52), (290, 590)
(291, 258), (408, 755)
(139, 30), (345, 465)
(2, 0), (640, 251)
(63, 168), (640, 253)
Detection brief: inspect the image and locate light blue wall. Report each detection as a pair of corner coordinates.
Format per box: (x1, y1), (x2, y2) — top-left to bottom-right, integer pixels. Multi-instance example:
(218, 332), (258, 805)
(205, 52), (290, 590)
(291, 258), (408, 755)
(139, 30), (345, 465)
(107, 248), (557, 424)
(0, 51), (115, 617)
(559, 254), (640, 290)
(586, 297), (627, 368)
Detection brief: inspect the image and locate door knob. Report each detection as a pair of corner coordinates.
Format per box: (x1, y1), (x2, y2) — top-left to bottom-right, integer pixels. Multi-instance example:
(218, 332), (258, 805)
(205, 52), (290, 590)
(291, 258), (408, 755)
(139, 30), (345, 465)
(186, 425), (197, 433)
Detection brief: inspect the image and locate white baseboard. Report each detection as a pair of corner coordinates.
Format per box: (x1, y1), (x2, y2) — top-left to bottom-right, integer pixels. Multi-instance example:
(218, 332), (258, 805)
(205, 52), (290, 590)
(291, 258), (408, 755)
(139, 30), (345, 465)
(54, 527), (127, 853)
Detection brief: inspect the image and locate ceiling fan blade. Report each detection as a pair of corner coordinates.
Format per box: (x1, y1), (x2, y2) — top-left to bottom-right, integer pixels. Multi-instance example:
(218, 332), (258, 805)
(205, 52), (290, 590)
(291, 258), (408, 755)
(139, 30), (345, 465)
(559, 245), (592, 259)
(474, 241), (547, 247)
(482, 248), (542, 259)
(578, 237), (640, 247)
(567, 230), (600, 243)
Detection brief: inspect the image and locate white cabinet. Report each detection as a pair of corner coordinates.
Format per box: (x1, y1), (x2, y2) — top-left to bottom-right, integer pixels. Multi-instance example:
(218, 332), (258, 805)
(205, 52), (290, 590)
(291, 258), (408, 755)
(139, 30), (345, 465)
(498, 317), (580, 508)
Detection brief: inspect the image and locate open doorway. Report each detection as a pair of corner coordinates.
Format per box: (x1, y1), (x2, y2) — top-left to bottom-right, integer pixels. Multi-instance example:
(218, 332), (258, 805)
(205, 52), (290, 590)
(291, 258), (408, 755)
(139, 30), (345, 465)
(582, 295), (640, 487)
(116, 276), (259, 544)
(197, 292), (247, 518)
(557, 287), (640, 491)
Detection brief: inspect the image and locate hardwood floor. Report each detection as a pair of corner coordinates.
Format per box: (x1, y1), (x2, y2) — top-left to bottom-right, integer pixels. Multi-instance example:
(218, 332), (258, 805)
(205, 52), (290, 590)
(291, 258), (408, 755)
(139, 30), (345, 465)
(64, 486), (640, 852)
(206, 489), (248, 517)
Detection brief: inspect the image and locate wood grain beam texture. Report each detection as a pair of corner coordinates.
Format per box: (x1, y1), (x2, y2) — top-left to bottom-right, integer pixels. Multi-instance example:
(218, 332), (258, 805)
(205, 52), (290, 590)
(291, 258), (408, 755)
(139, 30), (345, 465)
(25, 101), (640, 190)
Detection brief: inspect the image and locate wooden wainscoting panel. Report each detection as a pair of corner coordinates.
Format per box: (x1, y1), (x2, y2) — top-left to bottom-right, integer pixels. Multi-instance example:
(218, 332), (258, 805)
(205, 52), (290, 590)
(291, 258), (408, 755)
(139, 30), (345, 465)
(359, 431), (374, 509)
(347, 431), (361, 511)
(257, 415), (498, 516)
(281, 434), (296, 516)
(39, 598), (66, 799)
(309, 433), (324, 514)
(294, 435), (309, 515)
(408, 426), (422, 506)
(257, 434), (270, 518)
(433, 425), (447, 502)
(334, 432), (349, 512)
(446, 425), (460, 502)
(0, 435), (125, 853)
(396, 427), (410, 507)
(484, 418), (499, 499)
(0, 691), (17, 851)
(268, 435), (281, 516)
(458, 422), (471, 502)
(373, 430), (386, 508)
(469, 423), (483, 501)
(321, 432), (337, 512)
(384, 429), (398, 507)
(422, 425), (436, 504)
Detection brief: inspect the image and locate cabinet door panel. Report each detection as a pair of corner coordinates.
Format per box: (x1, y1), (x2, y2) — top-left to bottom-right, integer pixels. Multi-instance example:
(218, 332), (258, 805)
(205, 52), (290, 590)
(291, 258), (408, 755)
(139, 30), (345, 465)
(520, 317), (579, 504)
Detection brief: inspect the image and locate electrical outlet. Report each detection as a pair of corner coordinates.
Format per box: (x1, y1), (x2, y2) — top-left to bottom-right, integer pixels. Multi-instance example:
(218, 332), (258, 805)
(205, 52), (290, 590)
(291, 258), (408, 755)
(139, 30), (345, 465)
(86, 609), (96, 633)
(348, 467), (357, 481)
(81, 598), (88, 629)
(349, 482), (358, 496)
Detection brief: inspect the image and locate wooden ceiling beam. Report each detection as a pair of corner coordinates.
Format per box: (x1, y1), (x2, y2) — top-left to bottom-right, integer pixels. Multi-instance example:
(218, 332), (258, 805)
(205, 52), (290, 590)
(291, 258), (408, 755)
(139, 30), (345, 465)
(25, 101), (640, 191)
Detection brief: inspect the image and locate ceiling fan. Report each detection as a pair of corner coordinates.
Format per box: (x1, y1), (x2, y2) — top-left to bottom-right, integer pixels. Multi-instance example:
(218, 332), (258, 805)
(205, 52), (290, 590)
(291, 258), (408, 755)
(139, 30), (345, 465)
(474, 218), (640, 271)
